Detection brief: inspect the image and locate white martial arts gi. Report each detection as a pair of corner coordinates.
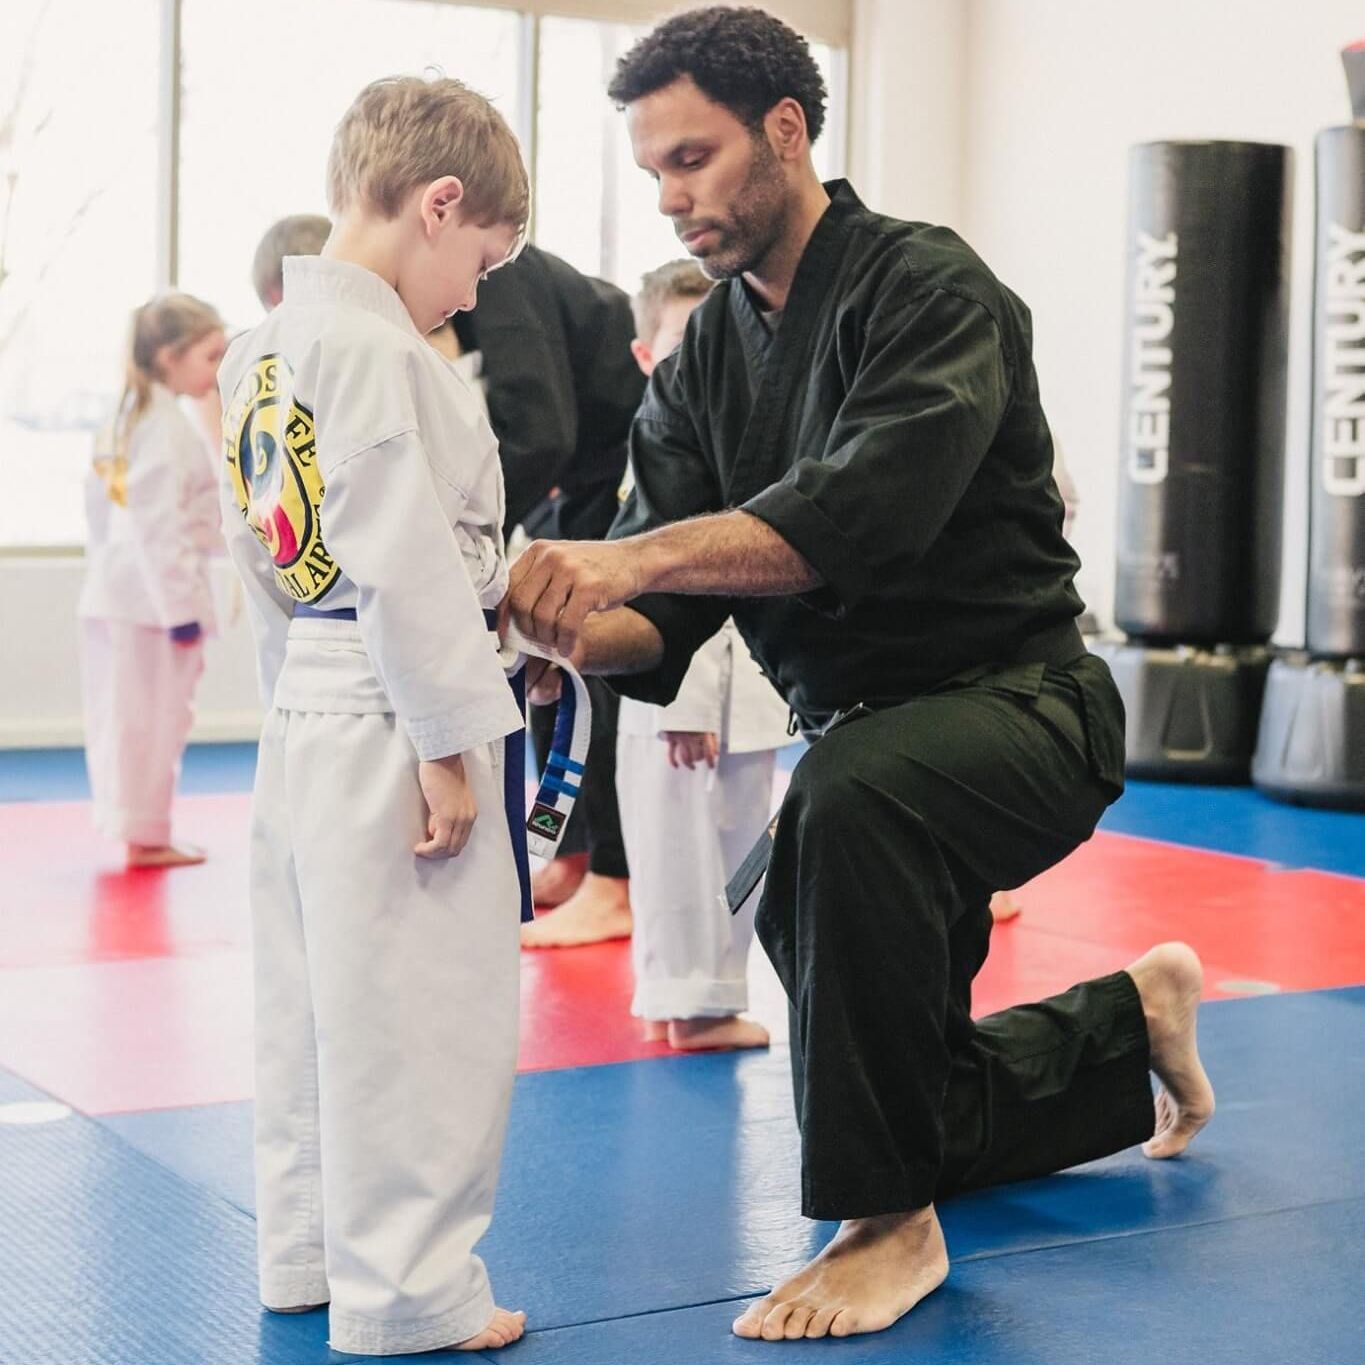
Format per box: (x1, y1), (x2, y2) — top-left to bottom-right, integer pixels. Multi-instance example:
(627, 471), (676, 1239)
(617, 621), (791, 1020)
(78, 384), (219, 846)
(217, 256), (524, 1357)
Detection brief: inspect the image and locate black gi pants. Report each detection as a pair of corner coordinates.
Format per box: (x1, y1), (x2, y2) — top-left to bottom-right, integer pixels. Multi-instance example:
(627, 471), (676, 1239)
(756, 651), (1154, 1220)
(530, 676), (629, 879)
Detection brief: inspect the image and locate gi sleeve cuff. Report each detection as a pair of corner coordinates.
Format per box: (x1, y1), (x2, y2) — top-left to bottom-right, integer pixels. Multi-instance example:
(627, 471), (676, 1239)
(741, 482), (872, 615)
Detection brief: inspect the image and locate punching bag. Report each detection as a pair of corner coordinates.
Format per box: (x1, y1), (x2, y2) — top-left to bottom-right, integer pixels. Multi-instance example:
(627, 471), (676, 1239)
(1115, 141), (1292, 644)
(1307, 124), (1365, 658)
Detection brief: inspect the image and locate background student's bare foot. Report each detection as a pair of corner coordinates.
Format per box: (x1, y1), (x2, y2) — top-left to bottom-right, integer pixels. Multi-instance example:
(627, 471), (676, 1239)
(643, 1020), (670, 1041)
(531, 851), (588, 908)
(989, 889), (1021, 922)
(126, 842), (206, 868)
(520, 874), (632, 948)
(668, 1016), (770, 1051)
(454, 1307), (526, 1351)
(1125, 941), (1215, 1158)
(733, 1206), (948, 1341)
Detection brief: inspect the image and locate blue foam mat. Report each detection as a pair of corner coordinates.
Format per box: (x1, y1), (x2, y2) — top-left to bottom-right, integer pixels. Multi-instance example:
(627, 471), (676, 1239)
(94, 988), (1365, 1352)
(1099, 780), (1365, 878)
(505, 1197), (1365, 1363)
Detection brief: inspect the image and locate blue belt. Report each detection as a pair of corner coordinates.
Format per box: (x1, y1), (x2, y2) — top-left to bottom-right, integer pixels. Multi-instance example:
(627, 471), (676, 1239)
(485, 609), (534, 923)
(294, 604), (357, 620)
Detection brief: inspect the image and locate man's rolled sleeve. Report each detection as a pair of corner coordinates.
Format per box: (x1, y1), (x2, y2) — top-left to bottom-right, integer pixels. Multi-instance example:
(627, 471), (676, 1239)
(742, 287), (1011, 615)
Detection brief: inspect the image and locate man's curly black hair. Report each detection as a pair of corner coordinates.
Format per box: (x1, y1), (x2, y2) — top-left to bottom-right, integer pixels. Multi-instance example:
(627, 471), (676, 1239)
(607, 7), (827, 145)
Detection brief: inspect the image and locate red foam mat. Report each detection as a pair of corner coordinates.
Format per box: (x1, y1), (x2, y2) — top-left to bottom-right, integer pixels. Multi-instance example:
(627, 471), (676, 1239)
(1, 795), (1362, 1114)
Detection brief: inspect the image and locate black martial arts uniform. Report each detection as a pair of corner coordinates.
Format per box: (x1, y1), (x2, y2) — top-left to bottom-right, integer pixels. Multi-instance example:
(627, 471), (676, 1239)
(454, 246), (645, 878)
(611, 182), (1153, 1219)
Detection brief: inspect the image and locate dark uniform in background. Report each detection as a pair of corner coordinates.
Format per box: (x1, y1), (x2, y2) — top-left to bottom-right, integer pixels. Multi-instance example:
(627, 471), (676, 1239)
(453, 246), (646, 880)
(611, 182), (1152, 1220)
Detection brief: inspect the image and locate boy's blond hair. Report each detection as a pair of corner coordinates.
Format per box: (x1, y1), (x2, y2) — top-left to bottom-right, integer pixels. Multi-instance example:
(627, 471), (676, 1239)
(632, 259), (713, 342)
(327, 75), (529, 237)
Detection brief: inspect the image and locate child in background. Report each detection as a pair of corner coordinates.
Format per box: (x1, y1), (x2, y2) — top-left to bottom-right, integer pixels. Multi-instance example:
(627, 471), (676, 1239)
(78, 293), (226, 867)
(217, 76), (529, 1355)
(616, 260), (791, 1051)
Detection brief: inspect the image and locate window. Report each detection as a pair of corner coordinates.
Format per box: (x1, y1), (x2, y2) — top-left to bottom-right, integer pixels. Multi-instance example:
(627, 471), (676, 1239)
(178, 0), (524, 331)
(0, 1), (848, 549)
(534, 15), (847, 292)
(0, 0), (161, 547)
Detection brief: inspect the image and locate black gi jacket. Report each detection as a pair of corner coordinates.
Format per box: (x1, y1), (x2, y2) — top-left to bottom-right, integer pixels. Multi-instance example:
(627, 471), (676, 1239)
(610, 181), (1086, 731)
(453, 245), (645, 539)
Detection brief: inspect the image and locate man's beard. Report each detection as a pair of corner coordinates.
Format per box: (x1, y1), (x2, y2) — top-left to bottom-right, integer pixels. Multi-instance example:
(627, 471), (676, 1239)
(686, 137), (787, 280)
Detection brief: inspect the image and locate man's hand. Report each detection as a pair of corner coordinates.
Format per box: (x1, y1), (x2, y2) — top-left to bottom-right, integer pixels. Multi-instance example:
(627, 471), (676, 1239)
(509, 539), (647, 657)
(415, 753), (478, 859)
(665, 731), (719, 770)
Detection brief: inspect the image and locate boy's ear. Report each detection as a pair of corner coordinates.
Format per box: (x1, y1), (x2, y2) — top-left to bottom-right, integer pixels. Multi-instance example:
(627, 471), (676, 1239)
(422, 176), (466, 231)
(629, 337), (654, 377)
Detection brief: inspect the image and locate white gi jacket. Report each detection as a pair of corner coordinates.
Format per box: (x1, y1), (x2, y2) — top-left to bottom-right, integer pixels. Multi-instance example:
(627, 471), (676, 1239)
(78, 384), (220, 632)
(216, 256), (521, 760)
(618, 619), (791, 754)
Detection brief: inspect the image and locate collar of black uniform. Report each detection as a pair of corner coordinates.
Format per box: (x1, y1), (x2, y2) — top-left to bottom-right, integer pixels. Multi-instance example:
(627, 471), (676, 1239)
(734, 179), (862, 315)
(281, 256), (422, 340)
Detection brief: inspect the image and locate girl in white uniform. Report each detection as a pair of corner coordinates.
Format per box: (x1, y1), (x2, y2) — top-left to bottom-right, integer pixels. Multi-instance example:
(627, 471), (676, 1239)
(617, 262), (792, 1051)
(78, 293), (226, 867)
(217, 77), (531, 1356)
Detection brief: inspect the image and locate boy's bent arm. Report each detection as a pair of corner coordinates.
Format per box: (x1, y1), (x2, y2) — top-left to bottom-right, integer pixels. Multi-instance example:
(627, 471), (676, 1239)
(321, 431), (522, 759)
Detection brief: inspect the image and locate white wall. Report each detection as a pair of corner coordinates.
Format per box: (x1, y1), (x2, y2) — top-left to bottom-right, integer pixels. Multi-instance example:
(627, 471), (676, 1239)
(955, 0), (1360, 638)
(0, 558), (262, 748)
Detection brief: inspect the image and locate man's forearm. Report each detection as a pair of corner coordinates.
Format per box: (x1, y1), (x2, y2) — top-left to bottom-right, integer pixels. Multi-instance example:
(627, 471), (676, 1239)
(630, 510), (821, 598)
(577, 605), (666, 676)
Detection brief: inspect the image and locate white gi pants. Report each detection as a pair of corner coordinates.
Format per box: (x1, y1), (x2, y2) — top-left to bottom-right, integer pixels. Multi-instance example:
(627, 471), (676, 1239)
(616, 735), (776, 1020)
(79, 618), (203, 846)
(252, 622), (520, 1355)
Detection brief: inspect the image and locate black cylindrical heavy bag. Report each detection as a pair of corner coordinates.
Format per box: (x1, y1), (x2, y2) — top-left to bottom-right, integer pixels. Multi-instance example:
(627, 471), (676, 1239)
(1307, 125), (1365, 658)
(1115, 141), (1292, 644)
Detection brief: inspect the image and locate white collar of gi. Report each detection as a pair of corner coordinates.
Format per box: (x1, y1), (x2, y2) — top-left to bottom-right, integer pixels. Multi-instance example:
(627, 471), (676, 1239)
(282, 256), (422, 339)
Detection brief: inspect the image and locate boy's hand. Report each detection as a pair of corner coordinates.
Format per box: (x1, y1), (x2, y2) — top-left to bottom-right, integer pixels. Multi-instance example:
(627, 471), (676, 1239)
(525, 658), (563, 705)
(415, 753), (478, 858)
(169, 621), (202, 646)
(665, 731), (719, 770)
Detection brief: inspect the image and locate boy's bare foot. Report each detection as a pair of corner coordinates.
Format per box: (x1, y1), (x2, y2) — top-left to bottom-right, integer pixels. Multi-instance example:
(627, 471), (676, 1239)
(531, 851), (588, 908)
(127, 842), (206, 868)
(668, 1016), (770, 1051)
(453, 1307), (526, 1351)
(989, 889), (1021, 922)
(733, 1206), (948, 1341)
(1125, 942), (1215, 1158)
(520, 874), (632, 948)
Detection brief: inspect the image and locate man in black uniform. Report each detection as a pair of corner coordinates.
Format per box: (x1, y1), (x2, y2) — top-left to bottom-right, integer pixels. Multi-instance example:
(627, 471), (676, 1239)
(452, 245), (646, 946)
(509, 7), (1214, 1343)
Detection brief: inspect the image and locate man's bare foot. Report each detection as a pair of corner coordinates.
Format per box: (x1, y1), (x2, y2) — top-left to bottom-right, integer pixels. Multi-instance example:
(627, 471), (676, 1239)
(531, 851), (587, 908)
(453, 1307), (526, 1351)
(520, 874), (632, 948)
(127, 842), (206, 868)
(668, 1016), (770, 1051)
(989, 890), (1022, 923)
(1125, 942), (1215, 1159)
(733, 1207), (947, 1341)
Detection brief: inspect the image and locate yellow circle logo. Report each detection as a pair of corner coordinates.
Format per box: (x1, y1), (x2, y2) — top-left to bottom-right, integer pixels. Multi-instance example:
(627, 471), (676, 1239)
(223, 354), (339, 603)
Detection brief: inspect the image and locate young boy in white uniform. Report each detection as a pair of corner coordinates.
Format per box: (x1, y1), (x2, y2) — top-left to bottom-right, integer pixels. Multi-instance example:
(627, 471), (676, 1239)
(217, 76), (529, 1356)
(79, 294), (226, 867)
(616, 261), (792, 1051)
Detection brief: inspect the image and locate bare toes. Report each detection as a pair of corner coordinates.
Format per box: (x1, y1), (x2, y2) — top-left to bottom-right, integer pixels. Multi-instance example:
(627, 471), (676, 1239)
(783, 1304), (815, 1339)
(732, 1302), (768, 1338)
(806, 1307), (838, 1339)
(760, 1302), (796, 1341)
